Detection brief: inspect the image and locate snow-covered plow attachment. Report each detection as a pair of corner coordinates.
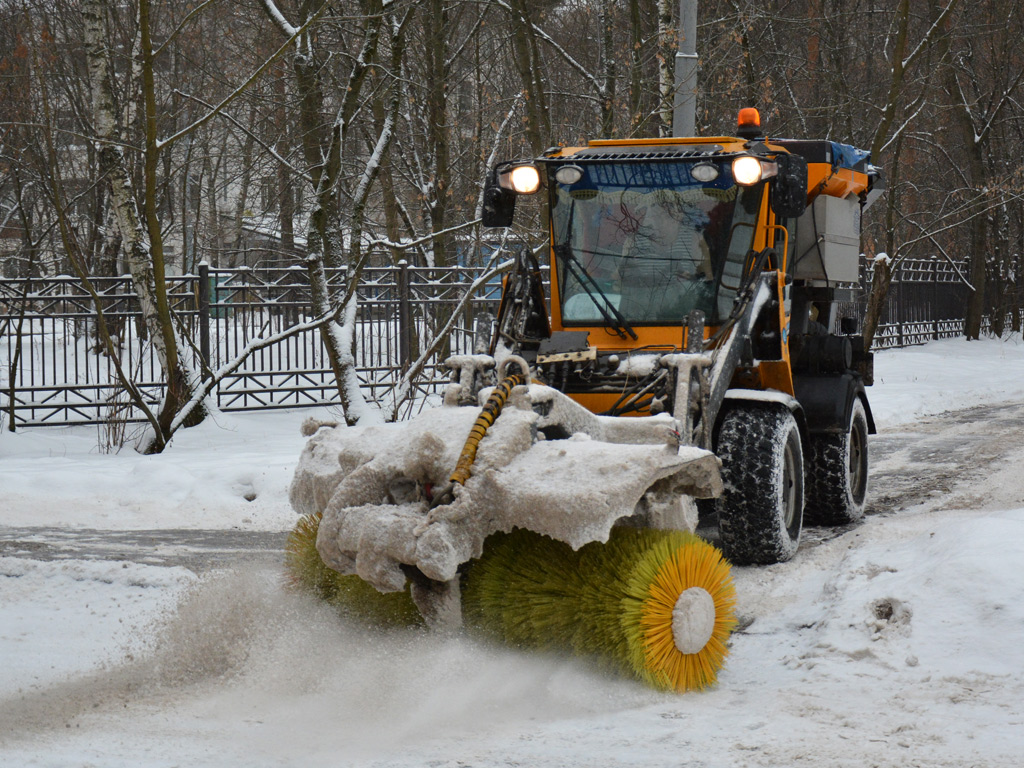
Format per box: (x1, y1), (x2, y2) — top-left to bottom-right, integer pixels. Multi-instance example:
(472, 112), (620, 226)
(290, 357), (721, 614)
(287, 356), (737, 691)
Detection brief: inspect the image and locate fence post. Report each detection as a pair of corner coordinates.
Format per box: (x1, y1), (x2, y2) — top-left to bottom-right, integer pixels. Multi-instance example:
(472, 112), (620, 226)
(198, 261), (211, 380)
(896, 264), (904, 347)
(898, 263), (906, 347)
(397, 259), (412, 372)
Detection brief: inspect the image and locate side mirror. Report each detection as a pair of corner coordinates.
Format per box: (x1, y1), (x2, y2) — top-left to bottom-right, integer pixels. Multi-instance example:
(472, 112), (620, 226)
(771, 153), (808, 219)
(482, 168), (516, 227)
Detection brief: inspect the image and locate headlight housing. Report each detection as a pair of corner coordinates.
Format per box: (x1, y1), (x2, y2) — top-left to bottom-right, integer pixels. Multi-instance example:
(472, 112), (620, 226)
(732, 156), (778, 186)
(499, 164), (542, 195)
(553, 164), (584, 185)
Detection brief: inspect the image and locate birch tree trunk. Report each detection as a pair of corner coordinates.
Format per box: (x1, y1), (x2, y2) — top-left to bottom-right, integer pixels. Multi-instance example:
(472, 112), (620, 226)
(657, 0), (675, 137)
(84, 0), (204, 453)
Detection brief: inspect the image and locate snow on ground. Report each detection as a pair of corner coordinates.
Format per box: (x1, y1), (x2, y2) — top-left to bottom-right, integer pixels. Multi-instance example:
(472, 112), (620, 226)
(868, 333), (1024, 427)
(1, 334), (1024, 766)
(0, 408), (313, 530)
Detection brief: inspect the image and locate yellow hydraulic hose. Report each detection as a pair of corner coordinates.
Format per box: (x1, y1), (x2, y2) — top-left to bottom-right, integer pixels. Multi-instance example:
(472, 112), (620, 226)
(449, 371), (527, 486)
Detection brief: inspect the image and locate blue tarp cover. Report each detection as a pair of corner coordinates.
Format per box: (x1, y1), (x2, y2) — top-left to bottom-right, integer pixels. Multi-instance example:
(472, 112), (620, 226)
(829, 142), (870, 171)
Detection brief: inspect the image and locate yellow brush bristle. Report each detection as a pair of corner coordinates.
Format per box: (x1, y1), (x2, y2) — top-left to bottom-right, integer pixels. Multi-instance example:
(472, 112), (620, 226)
(464, 527), (737, 692)
(289, 515), (737, 690)
(284, 511), (422, 627)
(621, 533), (737, 692)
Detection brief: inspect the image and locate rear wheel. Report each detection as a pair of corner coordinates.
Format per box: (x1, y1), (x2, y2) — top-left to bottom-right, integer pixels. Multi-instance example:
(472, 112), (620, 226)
(715, 404), (804, 565)
(804, 397), (869, 525)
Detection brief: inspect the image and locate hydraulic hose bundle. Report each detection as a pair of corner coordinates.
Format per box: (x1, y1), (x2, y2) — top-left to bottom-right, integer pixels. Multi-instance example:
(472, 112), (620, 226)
(430, 361), (528, 508)
(448, 370), (527, 486)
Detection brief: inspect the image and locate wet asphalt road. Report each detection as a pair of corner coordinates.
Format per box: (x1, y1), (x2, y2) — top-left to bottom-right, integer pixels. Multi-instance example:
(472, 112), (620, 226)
(2, 400), (1022, 573)
(864, 399), (1024, 516)
(0, 527), (289, 573)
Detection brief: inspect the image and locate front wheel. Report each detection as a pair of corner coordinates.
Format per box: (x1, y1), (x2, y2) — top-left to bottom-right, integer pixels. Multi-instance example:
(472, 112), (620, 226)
(715, 404), (804, 565)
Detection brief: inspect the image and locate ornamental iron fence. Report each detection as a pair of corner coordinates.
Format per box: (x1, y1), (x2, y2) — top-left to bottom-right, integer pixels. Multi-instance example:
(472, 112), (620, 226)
(0, 262), (503, 428)
(0, 254), (1002, 429)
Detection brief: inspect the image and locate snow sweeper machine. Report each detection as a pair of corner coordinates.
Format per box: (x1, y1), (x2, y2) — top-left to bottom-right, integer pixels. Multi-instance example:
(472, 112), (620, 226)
(287, 108), (883, 692)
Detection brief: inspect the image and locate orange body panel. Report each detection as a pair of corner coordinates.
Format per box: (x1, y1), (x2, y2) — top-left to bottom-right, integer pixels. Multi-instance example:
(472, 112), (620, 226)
(569, 392), (645, 415)
(584, 136), (751, 150)
(806, 162), (869, 201)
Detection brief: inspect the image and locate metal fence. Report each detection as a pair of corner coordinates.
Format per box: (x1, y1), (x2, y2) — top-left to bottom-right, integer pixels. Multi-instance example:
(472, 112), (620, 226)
(1, 263), (503, 428)
(849, 257), (974, 349)
(0, 255), (992, 429)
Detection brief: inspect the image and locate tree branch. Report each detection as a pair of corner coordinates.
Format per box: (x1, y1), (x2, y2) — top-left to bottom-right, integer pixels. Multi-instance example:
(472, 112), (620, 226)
(157, 3), (328, 151)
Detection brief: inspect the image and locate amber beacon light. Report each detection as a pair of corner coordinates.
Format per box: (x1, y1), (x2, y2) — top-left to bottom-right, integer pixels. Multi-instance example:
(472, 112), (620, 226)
(738, 107), (760, 128)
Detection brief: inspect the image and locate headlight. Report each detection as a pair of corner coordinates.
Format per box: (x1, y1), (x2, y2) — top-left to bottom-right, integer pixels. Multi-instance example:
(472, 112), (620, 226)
(510, 165), (541, 194)
(731, 156), (779, 186)
(501, 165), (541, 195)
(554, 164), (584, 185)
(732, 156), (764, 186)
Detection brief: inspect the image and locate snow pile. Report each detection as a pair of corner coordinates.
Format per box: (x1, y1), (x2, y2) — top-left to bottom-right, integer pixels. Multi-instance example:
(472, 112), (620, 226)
(0, 408), (316, 530)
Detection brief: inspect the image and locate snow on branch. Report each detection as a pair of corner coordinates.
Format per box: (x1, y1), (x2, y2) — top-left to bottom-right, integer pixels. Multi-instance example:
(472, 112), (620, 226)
(975, 68), (1024, 147)
(901, 0), (961, 72)
(351, 6), (414, 215)
(878, 101), (926, 156)
(490, 0), (605, 98)
(168, 302), (346, 435)
(366, 218), (482, 254)
(260, 0), (299, 38)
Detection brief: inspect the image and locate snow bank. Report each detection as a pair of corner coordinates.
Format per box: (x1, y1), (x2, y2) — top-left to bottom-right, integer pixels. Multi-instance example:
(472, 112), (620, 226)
(871, 333), (1024, 426)
(0, 408), (333, 530)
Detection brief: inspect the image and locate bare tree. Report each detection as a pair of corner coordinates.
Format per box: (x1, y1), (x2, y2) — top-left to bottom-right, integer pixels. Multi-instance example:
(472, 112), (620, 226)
(261, 0), (413, 425)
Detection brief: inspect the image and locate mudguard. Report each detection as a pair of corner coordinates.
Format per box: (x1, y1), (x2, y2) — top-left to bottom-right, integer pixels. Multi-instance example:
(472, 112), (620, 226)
(793, 373), (876, 435)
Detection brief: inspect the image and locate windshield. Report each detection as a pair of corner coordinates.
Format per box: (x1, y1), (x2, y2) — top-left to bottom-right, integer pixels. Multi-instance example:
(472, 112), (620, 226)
(550, 161), (764, 326)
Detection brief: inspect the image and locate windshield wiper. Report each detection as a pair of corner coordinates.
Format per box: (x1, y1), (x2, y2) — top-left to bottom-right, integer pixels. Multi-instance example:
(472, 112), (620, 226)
(556, 245), (638, 340)
(555, 201), (638, 340)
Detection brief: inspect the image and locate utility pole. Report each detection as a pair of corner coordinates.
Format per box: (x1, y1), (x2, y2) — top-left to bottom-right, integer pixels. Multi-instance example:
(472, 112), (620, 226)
(672, 0), (698, 136)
